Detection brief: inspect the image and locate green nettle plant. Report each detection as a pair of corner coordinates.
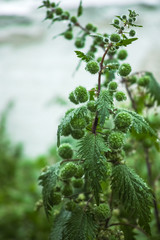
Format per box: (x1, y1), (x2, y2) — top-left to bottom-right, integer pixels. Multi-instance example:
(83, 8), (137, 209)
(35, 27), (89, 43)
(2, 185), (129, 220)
(38, 1), (160, 239)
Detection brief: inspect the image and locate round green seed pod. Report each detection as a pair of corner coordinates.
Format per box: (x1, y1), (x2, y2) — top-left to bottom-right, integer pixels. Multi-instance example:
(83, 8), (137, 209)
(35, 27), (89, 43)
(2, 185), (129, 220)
(129, 29), (136, 37)
(46, 10), (53, 19)
(117, 49), (128, 60)
(94, 203), (111, 221)
(71, 129), (85, 139)
(74, 165), (84, 178)
(69, 91), (79, 104)
(128, 75), (137, 84)
(55, 7), (63, 15)
(62, 184), (73, 197)
(75, 38), (85, 48)
(61, 123), (72, 136)
(65, 201), (77, 212)
(70, 16), (77, 23)
(64, 31), (73, 40)
(51, 3), (56, 7)
(108, 131), (125, 150)
(87, 101), (96, 112)
(137, 76), (150, 87)
(86, 23), (93, 31)
(122, 15), (127, 19)
(60, 162), (77, 179)
(61, 11), (70, 20)
(115, 91), (127, 101)
(110, 33), (121, 43)
(108, 81), (118, 91)
(114, 112), (132, 132)
(86, 61), (99, 74)
(58, 143), (73, 159)
(70, 117), (86, 130)
(72, 178), (84, 188)
(118, 63), (132, 76)
(113, 19), (119, 25)
(52, 192), (61, 205)
(74, 86), (88, 103)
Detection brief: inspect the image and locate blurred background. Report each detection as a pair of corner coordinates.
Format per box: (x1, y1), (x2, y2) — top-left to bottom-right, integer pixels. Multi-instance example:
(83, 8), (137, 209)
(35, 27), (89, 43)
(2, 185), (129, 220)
(0, 1), (160, 239)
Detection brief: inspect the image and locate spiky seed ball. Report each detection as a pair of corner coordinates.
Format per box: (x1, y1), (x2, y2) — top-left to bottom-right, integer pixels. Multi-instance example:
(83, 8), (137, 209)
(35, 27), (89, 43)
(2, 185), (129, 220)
(58, 143), (73, 159)
(75, 38), (85, 48)
(55, 7), (63, 15)
(71, 129), (85, 139)
(62, 184), (73, 197)
(60, 162), (77, 179)
(115, 91), (127, 101)
(128, 75), (137, 84)
(129, 29), (136, 37)
(114, 112), (132, 132)
(61, 123), (72, 136)
(117, 49), (128, 60)
(52, 192), (61, 205)
(110, 33), (121, 43)
(108, 82), (118, 91)
(51, 3), (56, 7)
(108, 131), (125, 150)
(86, 61), (99, 74)
(86, 23), (93, 31)
(87, 101), (96, 112)
(122, 15), (127, 19)
(70, 16), (77, 23)
(69, 91), (79, 104)
(74, 165), (84, 178)
(64, 31), (73, 40)
(65, 108), (74, 116)
(118, 63), (132, 76)
(94, 203), (111, 221)
(137, 76), (150, 87)
(74, 86), (88, 103)
(113, 19), (119, 25)
(65, 201), (77, 212)
(72, 178), (84, 188)
(70, 117), (86, 130)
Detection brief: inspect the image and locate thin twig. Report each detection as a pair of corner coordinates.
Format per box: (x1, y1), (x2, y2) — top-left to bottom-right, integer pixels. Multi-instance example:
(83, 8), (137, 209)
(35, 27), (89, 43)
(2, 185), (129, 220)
(122, 77), (137, 111)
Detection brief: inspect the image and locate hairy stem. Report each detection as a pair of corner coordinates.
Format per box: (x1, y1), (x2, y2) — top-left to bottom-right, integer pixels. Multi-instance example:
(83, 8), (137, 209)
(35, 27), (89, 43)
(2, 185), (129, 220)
(92, 43), (112, 134)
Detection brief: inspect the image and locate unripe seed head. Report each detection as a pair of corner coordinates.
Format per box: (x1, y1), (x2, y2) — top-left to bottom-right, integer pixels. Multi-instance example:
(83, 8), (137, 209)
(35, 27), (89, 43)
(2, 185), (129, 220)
(86, 61), (99, 74)
(118, 63), (132, 76)
(108, 131), (125, 150)
(110, 33), (121, 43)
(114, 112), (132, 132)
(115, 91), (127, 101)
(60, 162), (77, 179)
(117, 49), (128, 60)
(58, 143), (73, 159)
(74, 86), (88, 103)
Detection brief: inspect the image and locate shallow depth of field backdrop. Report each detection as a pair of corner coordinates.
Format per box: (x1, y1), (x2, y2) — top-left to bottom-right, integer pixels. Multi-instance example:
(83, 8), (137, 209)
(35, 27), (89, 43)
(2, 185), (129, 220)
(0, 1), (160, 239)
(0, 0), (160, 157)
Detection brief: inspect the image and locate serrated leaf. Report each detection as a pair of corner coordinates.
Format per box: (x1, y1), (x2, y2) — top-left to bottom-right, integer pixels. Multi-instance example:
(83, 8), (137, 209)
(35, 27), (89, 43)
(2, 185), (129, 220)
(77, 0), (83, 17)
(78, 133), (109, 204)
(145, 72), (160, 105)
(50, 210), (71, 240)
(57, 106), (88, 146)
(111, 164), (153, 233)
(64, 207), (97, 240)
(38, 163), (60, 217)
(96, 90), (113, 126)
(75, 51), (91, 62)
(117, 38), (138, 47)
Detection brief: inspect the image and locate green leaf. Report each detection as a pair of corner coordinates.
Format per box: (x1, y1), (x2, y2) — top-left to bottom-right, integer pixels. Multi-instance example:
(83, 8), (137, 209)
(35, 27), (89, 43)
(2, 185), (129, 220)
(78, 133), (109, 204)
(145, 72), (160, 105)
(50, 210), (71, 240)
(117, 38), (138, 47)
(96, 90), (113, 126)
(111, 164), (153, 233)
(115, 15), (123, 21)
(57, 106), (88, 147)
(111, 23), (120, 29)
(130, 23), (143, 27)
(121, 225), (137, 240)
(117, 108), (157, 137)
(75, 51), (91, 62)
(64, 207), (97, 240)
(77, 0), (83, 17)
(38, 163), (60, 217)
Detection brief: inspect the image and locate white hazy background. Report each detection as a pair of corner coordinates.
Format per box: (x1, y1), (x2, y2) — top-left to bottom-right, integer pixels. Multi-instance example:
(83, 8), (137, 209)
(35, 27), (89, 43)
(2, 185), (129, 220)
(0, 0), (160, 157)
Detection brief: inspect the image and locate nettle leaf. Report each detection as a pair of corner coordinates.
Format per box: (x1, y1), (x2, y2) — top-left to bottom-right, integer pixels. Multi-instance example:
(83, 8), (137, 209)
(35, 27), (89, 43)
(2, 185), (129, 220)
(117, 108), (157, 137)
(78, 133), (109, 204)
(38, 163), (60, 217)
(64, 207), (97, 240)
(77, 0), (83, 17)
(57, 106), (88, 146)
(145, 72), (160, 105)
(96, 90), (113, 126)
(75, 51), (91, 62)
(111, 164), (153, 233)
(117, 38), (138, 47)
(50, 210), (71, 240)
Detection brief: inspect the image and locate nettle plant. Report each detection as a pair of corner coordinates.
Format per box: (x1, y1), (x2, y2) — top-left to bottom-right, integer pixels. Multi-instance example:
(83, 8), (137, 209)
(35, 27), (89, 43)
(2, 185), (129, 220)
(38, 1), (160, 239)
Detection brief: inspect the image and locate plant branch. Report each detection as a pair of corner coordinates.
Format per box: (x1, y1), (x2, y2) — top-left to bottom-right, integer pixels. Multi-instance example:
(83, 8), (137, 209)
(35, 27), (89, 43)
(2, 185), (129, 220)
(122, 77), (137, 111)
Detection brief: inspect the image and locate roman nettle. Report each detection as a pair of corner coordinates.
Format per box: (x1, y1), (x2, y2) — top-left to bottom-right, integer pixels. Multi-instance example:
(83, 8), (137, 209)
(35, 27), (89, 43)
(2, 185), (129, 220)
(38, 1), (160, 239)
